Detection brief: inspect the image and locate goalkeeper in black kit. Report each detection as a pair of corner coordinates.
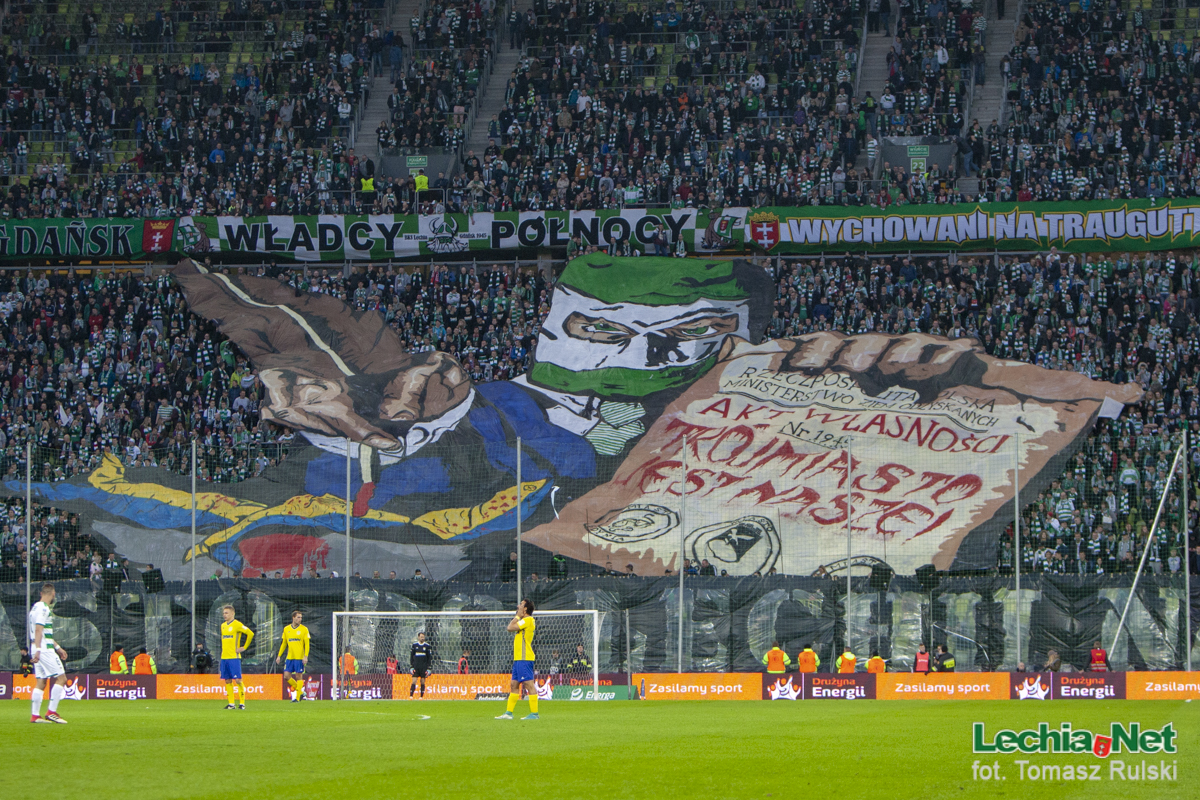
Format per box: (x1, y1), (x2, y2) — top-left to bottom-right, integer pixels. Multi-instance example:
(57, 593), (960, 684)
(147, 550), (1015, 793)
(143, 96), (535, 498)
(410, 631), (433, 698)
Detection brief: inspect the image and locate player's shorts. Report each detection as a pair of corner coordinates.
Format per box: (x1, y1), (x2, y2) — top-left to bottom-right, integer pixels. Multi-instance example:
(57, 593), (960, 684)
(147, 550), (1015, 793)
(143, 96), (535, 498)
(511, 660), (535, 683)
(284, 659), (305, 674)
(411, 667), (430, 679)
(33, 649), (64, 680)
(219, 658), (243, 681)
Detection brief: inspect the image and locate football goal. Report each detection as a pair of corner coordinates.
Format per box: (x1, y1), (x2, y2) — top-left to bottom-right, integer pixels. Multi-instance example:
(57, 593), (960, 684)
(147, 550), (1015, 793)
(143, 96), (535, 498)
(332, 610), (601, 699)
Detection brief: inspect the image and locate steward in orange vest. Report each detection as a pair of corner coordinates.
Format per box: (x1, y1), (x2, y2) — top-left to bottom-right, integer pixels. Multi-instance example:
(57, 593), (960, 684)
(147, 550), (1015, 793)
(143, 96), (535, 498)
(762, 642), (792, 674)
(866, 653), (886, 673)
(836, 649), (856, 673)
(1089, 641), (1110, 671)
(340, 650), (358, 675)
(109, 645), (128, 674)
(132, 648), (157, 674)
(796, 645), (820, 672)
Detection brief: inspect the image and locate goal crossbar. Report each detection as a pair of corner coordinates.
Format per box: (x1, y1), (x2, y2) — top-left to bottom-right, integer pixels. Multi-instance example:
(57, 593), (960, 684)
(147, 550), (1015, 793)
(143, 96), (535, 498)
(332, 610), (601, 700)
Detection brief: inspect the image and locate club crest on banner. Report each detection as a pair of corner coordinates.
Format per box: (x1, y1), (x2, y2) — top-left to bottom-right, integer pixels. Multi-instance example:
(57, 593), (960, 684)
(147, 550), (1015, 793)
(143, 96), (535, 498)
(700, 211), (745, 250)
(748, 211), (779, 250)
(425, 215), (468, 253)
(141, 219), (177, 253)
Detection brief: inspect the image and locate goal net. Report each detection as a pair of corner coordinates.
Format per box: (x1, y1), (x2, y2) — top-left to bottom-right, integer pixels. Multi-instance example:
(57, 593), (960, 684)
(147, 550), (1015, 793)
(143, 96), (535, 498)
(332, 610), (600, 700)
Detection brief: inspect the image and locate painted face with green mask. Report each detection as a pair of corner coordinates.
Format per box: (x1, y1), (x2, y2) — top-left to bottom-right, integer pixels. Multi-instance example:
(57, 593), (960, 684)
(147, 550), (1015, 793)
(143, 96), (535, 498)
(528, 255), (769, 399)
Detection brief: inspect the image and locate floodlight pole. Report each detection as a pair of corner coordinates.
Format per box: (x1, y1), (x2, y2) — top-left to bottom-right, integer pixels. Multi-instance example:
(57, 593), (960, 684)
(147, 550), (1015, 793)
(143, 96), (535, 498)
(345, 439), (351, 611)
(678, 436), (688, 673)
(516, 437), (522, 607)
(1014, 432), (1021, 669)
(1184, 431), (1192, 672)
(846, 438), (853, 660)
(1111, 446), (1184, 658)
(25, 441), (31, 621)
(190, 440), (197, 651)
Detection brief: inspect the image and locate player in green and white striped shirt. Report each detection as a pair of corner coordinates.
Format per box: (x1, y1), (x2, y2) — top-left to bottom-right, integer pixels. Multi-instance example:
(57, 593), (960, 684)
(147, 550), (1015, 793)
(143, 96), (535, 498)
(29, 582), (70, 724)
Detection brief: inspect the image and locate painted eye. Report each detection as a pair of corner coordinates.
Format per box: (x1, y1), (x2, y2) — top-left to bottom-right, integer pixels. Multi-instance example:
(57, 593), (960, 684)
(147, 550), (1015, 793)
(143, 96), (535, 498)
(681, 326), (713, 336)
(588, 323), (621, 333)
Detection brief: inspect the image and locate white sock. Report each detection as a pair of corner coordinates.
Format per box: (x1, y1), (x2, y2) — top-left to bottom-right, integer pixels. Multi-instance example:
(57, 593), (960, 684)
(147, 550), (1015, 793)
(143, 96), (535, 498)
(32, 688), (44, 717)
(49, 684), (65, 713)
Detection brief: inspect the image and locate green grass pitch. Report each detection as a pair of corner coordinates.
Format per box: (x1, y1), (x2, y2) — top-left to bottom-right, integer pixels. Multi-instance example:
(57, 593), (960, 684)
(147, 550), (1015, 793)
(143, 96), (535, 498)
(6, 699), (1194, 799)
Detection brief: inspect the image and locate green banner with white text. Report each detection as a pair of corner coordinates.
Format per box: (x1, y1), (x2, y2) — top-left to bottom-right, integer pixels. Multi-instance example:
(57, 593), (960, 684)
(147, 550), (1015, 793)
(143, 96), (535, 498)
(3, 201), (1200, 262)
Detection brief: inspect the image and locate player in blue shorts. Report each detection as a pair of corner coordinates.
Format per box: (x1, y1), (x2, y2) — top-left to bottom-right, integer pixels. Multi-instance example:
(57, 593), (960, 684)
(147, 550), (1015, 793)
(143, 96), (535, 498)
(219, 604), (254, 709)
(276, 610), (311, 702)
(496, 598), (538, 720)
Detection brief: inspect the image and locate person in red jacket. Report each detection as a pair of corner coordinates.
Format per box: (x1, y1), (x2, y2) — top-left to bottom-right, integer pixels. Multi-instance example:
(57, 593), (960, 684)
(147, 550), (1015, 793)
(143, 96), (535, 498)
(458, 649), (470, 674)
(1089, 641), (1111, 672)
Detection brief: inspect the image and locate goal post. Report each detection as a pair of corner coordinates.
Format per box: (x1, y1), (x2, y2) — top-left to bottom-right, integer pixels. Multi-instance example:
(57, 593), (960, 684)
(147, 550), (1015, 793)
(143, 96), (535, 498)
(332, 610), (601, 700)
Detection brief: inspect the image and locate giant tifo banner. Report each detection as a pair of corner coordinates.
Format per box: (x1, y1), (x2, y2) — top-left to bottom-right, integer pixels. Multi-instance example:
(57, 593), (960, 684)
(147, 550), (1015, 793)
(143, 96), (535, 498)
(2, 255), (1141, 581)
(3, 200), (1200, 261)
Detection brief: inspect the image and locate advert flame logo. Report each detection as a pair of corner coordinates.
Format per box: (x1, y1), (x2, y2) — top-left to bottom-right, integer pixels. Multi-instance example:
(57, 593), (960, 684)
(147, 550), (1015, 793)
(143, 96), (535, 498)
(63, 676), (86, 700)
(768, 677), (800, 700)
(1016, 676), (1049, 700)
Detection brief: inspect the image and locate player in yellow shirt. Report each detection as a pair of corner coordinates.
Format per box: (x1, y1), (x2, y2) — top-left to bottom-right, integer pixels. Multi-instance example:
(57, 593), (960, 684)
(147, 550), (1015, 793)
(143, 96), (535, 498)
(275, 610), (311, 702)
(496, 598), (538, 720)
(219, 605), (254, 710)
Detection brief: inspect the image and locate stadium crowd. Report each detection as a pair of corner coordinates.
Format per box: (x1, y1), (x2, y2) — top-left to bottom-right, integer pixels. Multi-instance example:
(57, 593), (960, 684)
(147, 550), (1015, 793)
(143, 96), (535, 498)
(0, 245), (1198, 581)
(0, 0), (1199, 582)
(0, 0), (392, 217)
(374, 0), (503, 157)
(463, 0), (871, 210)
(983, 1), (1200, 202)
(873, 0), (984, 140)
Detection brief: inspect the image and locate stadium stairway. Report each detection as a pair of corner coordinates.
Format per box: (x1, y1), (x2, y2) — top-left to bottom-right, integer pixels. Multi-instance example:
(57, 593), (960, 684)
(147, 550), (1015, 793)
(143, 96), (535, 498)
(969, 12), (1015, 132)
(856, 26), (894, 171)
(357, 0), (425, 154)
(461, 45), (525, 169)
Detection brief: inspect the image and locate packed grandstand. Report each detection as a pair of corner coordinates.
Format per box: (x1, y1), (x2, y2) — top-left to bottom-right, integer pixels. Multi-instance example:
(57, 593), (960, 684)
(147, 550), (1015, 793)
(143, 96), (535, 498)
(0, 0), (1196, 594)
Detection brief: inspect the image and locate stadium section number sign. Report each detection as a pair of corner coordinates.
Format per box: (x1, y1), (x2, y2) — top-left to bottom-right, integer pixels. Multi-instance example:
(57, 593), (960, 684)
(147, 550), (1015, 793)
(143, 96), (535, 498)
(405, 156), (428, 169)
(8, 200), (1200, 262)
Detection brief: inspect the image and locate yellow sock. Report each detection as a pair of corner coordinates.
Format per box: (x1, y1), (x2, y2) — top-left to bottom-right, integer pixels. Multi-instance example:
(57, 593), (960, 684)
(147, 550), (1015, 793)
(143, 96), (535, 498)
(238, 683), (246, 704)
(506, 693), (518, 713)
(226, 684), (235, 704)
(529, 695), (538, 714)
(288, 678), (297, 695)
